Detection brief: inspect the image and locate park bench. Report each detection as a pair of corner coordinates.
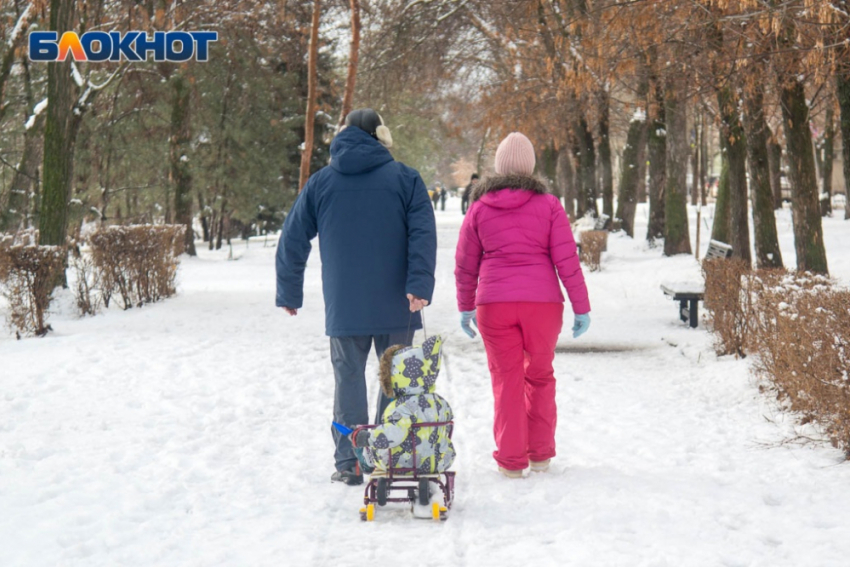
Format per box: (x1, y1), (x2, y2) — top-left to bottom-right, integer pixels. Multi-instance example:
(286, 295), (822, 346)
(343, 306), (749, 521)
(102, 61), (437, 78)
(660, 239), (732, 328)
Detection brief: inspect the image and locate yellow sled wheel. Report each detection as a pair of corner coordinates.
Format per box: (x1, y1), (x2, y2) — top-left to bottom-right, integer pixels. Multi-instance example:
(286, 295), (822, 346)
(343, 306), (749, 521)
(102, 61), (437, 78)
(366, 504), (375, 522)
(431, 502), (441, 521)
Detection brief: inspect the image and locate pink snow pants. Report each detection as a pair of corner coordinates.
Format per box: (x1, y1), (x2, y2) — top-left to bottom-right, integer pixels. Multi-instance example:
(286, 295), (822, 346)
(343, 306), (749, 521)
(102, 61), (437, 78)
(476, 302), (564, 471)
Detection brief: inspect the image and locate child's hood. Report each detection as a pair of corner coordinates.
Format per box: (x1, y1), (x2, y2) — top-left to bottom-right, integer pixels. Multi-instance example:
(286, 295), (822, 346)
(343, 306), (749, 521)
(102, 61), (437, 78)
(379, 335), (442, 398)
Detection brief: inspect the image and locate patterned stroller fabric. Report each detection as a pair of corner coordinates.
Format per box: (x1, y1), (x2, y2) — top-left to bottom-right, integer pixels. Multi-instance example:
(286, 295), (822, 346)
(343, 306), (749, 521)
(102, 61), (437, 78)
(363, 335), (455, 474)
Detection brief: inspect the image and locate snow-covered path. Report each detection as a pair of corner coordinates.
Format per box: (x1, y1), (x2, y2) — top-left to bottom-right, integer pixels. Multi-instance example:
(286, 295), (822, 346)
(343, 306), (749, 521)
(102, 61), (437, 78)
(2, 202), (850, 566)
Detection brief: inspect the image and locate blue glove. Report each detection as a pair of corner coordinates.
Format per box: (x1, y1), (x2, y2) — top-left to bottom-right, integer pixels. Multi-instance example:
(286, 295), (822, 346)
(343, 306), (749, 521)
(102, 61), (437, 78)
(572, 313), (591, 338)
(460, 310), (478, 338)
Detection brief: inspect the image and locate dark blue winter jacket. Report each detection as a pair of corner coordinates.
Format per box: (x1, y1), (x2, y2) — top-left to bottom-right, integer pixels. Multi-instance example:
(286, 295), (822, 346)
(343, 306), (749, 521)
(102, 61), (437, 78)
(276, 127), (437, 337)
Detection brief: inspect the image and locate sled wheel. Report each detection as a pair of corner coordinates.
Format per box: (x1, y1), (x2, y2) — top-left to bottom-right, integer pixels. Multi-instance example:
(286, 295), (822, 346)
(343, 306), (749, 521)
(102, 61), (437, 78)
(365, 504), (375, 522)
(418, 478), (430, 507)
(376, 478), (388, 507)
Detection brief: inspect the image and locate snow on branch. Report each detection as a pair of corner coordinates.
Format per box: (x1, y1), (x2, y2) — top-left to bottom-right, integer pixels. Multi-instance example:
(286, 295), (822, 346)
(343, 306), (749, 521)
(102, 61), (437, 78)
(7, 2), (34, 50)
(24, 98), (47, 130)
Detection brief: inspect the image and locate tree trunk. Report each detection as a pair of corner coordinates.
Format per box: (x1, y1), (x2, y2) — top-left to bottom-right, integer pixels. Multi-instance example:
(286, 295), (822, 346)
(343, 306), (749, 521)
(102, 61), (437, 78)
(599, 91), (613, 219)
(38, 0), (76, 247)
(647, 73), (666, 243)
(198, 192), (210, 242)
(0, 2), (34, 123)
(298, 0), (322, 192)
(780, 77), (828, 274)
(821, 106), (834, 216)
(699, 113), (708, 206)
(170, 74), (196, 256)
(575, 113), (597, 217)
(663, 73), (691, 256)
(615, 106), (647, 237)
(767, 132), (783, 209)
(838, 56), (850, 220)
(691, 110), (700, 206)
(712, 145), (731, 244)
(717, 84), (750, 264)
(2, 55), (43, 233)
(742, 80), (783, 269)
(557, 145), (576, 221)
(571, 135), (585, 218)
(337, 0), (360, 129)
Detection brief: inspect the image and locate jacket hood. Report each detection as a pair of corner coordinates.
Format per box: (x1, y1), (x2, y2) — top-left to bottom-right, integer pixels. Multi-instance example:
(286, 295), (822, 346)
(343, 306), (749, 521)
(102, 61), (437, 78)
(330, 126), (394, 175)
(473, 174), (550, 209)
(379, 335), (442, 398)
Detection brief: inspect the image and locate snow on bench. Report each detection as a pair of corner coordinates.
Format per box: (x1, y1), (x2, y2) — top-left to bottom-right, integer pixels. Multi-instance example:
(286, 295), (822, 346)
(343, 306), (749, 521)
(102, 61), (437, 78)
(660, 240), (732, 328)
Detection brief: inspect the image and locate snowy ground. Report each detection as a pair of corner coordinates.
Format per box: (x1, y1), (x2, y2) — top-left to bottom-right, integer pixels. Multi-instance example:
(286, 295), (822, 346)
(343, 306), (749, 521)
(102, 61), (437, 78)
(2, 199), (850, 567)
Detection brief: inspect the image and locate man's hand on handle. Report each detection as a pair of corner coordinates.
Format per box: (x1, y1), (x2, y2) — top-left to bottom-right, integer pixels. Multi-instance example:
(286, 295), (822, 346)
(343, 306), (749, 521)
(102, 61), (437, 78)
(407, 294), (429, 312)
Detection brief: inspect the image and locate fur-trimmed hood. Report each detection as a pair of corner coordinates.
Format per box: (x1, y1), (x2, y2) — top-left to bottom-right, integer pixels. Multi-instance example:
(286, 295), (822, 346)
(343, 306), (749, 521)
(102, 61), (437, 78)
(378, 335), (443, 398)
(471, 174), (550, 202)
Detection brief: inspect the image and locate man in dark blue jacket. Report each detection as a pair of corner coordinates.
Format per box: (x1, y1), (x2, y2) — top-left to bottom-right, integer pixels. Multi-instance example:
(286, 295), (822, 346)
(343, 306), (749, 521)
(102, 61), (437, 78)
(276, 109), (437, 485)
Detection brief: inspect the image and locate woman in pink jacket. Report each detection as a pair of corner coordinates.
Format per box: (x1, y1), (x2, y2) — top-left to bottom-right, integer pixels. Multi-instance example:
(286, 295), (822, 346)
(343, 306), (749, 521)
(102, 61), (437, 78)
(454, 132), (591, 478)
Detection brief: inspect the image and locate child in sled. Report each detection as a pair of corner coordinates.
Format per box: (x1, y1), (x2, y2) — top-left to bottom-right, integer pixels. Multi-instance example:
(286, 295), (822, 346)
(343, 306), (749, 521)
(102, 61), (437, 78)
(349, 335), (455, 476)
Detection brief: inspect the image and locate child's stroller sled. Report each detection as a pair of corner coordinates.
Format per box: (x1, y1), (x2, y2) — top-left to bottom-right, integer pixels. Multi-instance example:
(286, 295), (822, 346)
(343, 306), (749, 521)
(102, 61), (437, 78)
(358, 421), (455, 521)
(343, 335), (456, 521)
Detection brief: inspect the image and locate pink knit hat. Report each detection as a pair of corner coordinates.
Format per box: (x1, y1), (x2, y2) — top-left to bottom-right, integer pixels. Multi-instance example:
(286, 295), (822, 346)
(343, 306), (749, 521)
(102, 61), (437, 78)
(494, 132), (536, 175)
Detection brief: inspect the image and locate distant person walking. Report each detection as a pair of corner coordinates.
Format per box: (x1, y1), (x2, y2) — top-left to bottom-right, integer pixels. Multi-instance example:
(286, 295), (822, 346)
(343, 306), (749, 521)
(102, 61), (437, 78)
(431, 182), (442, 209)
(276, 108), (436, 486)
(461, 173), (479, 215)
(454, 132), (591, 479)
(440, 183), (447, 211)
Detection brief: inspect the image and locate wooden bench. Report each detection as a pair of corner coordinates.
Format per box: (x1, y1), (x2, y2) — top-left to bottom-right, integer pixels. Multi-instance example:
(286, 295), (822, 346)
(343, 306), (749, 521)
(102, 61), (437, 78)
(660, 240), (732, 328)
(703, 239), (733, 260)
(661, 282), (706, 328)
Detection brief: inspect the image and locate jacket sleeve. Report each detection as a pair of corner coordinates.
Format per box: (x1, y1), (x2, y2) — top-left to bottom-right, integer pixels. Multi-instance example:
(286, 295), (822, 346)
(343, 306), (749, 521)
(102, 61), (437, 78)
(405, 174), (437, 302)
(548, 197), (591, 315)
(454, 202), (483, 312)
(275, 179), (318, 308)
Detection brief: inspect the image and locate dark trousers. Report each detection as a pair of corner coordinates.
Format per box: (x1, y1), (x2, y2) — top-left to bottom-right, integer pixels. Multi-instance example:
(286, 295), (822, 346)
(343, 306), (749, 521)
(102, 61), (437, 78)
(330, 330), (414, 471)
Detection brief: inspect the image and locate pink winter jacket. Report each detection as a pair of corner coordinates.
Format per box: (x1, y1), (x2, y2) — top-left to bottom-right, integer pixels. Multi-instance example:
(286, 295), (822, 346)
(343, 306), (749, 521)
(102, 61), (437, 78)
(454, 175), (590, 315)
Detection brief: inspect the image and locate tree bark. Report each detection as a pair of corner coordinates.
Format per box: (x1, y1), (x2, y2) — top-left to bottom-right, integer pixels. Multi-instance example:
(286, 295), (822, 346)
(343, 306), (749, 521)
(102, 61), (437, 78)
(575, 113), (597, 217)
(712, 144), (731, 245)
(599, 90), (613, 219)
(557, 144), (576, 221)
(699, 112), (708, 206)
(38, 0), (76, 247)
(1, 54), (42, 233)
(742, 80), (783, 269)
(615, 106), (647, 237)
(779, 77), (828, 274)
(170, 75), (196, 256)
(691, 110), (700, 206)
(647, 71), (666, 243)
(663, 73), (691, 256)
(337, 0), (360, 129)
(821, 105), (834, 216)
(767, 132), (783, 210)
(838, 55), (850, 220)
(717, 84), (750, 265)
(298, 0), (322, 192)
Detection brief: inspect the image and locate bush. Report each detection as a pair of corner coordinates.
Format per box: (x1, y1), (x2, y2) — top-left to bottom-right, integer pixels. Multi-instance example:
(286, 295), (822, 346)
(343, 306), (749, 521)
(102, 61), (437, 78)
(579, 230), (607, 272)
(749, 273), (850, 456)
(88, 225), (185, 309)
(704, 263), (850, 456)
(702, 258), (757, 357)
(0, 233), (66, 337)
(69, 240), (102, 317)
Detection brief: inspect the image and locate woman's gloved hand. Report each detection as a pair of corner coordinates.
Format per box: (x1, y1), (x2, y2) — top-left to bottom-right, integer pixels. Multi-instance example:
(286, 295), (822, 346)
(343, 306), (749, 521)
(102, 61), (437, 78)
(460, 310), (478, 338)
(572, 313), (591, 338)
